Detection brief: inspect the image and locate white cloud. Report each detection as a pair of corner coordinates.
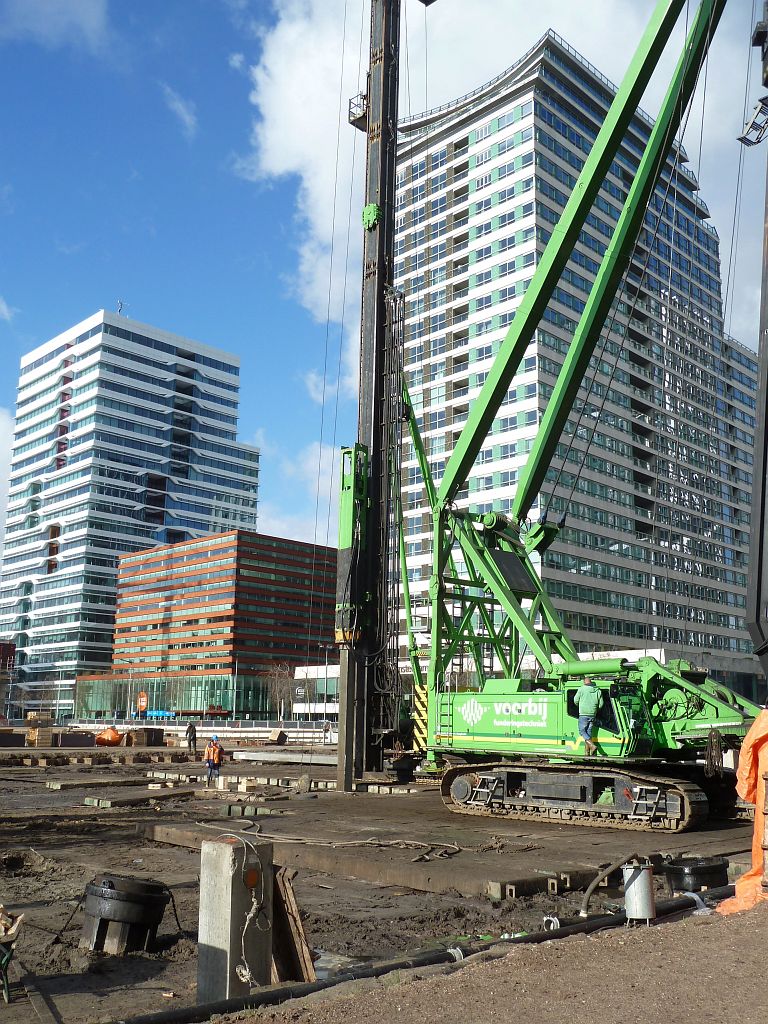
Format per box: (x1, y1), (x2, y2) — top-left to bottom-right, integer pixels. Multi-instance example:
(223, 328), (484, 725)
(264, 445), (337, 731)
(237, 0), (764, 370)
(160, 83), (198, 140)
(228, 51), (245, 71)
(222, 0), (262, 41)
(55, 238), (87, 256)
(0, 407), (13, 558)
(303, 369), (331, 405)
(0, 0), (109, 52)
(256, 501), (332, 545)
(256, 436), (339, 546)
(250, 426), (277, 459)
(232, 0), (368, 401)
(0, 296), (16, 322)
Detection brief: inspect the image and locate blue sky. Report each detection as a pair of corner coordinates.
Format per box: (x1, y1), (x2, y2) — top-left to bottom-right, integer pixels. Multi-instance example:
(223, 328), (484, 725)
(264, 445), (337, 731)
(0, 0), (764, 546)
(0, 0), (350, 546)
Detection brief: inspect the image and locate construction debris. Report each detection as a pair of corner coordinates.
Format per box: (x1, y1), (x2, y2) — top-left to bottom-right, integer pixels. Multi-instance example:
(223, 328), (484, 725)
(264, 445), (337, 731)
(0, 905), (23, 943)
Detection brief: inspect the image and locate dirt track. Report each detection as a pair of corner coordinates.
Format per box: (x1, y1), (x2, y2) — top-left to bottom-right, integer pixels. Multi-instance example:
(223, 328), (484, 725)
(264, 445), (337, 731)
(0, 753), (758, 1023)
(225, 904), (768, 1024)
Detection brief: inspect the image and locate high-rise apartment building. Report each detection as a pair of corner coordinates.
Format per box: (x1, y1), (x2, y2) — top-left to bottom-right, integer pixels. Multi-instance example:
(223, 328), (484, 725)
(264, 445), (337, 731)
(0, 311), (260, 714)
(395, 32), (760, 694)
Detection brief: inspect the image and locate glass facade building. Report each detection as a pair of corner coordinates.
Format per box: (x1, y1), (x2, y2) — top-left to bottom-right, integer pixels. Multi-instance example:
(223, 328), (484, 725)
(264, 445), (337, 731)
(395, 32), (760, 694)
(0, 311), (260, 715)
(75, 530), (337, 720)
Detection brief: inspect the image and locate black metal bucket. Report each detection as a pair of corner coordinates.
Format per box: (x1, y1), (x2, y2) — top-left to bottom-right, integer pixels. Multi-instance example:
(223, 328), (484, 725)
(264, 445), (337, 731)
(663, 855), (729, 893)
(81, 874), (170, 954)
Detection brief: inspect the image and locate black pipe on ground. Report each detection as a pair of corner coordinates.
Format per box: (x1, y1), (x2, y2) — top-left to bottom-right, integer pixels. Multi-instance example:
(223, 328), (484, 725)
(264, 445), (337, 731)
(113, 884), (734, 1024)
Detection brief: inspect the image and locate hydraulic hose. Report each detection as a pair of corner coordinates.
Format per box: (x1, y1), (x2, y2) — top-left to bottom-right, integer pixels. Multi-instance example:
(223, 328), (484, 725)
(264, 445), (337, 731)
(111, 884), (734, 1024)
(579, 852), (640, 918)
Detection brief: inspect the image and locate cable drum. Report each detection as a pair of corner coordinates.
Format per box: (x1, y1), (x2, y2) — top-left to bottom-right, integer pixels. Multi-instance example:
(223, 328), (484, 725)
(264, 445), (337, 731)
(662, 855), (729, 893)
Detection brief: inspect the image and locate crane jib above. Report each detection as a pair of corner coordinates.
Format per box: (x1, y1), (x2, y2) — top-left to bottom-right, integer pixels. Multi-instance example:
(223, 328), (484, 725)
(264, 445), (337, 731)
(435, 0), (727, 517)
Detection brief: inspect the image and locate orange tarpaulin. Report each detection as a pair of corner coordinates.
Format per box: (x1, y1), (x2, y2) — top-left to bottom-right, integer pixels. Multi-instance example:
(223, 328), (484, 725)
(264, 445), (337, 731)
(717, 708), (768, 915)
(95, 726), (122, 747)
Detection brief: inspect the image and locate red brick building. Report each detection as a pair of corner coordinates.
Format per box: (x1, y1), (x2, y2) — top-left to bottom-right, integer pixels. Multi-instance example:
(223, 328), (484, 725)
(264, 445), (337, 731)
(76, 531), (337, 719)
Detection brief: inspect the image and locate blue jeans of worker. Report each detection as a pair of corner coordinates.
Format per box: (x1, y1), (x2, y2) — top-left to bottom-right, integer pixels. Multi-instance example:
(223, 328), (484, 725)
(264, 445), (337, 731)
(578, 715), (595, 744)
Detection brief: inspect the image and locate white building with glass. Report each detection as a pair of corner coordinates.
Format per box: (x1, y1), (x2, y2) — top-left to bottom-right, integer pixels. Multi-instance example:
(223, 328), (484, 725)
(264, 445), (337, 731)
(0, 310), (259, 715)
(395, 31), (760, 698)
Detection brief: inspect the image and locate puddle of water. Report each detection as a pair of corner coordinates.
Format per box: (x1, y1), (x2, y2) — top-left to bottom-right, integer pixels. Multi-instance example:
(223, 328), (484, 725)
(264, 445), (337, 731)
(313, 949), (372, 979)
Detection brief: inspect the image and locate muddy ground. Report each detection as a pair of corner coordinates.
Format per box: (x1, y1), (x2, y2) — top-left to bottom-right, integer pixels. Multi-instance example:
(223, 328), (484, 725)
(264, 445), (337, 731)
(1, 836), (597, 1024)
(0, 756), (755, 1023)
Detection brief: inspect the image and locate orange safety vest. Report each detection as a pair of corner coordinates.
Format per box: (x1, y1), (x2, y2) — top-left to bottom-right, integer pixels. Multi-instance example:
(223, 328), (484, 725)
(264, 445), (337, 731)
(204, 742), (223, 766)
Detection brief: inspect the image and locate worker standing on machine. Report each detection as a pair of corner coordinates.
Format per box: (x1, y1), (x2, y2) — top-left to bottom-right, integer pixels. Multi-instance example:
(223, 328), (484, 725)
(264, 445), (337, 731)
(574, 677), (603, 755)
(204, 734), (224, 787)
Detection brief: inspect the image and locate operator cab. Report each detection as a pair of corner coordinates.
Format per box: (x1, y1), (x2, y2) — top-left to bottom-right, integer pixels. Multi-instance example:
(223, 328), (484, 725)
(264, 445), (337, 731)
(565, 681), (620, 736)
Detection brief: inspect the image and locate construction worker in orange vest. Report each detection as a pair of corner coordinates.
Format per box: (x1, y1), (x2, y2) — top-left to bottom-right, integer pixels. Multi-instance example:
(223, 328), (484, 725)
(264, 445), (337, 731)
(204, 735), (224, 787)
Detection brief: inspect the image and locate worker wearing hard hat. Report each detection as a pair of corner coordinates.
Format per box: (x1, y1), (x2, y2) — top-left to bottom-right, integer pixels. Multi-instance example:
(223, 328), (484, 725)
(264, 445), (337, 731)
(204, 735), (224, 787)
(574, 677), (603, 756)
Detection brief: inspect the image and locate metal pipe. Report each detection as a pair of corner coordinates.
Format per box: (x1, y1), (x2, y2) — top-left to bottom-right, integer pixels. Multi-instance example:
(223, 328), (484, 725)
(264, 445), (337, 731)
(111, 885), (734, 1024)
(622, 862), (656, 922)
(579, 852), (640, 917)
(552, 659), (628, 677)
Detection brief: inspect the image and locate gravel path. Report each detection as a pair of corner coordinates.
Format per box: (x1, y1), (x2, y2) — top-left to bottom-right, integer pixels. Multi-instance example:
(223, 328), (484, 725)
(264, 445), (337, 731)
(224, 903), (767, 1024)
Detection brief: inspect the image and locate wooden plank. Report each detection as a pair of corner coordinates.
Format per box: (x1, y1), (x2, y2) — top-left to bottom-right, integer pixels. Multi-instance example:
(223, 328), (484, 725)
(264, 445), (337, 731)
(84, 787), (198, 808)
(8, 958), (59, 1024)
(46, 777), (151, 791)
(270, 866), (316, 984)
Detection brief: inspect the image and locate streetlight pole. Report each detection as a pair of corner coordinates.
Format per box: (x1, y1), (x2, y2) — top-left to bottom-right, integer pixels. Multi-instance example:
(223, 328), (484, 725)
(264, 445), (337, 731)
(318, 643), (335, 739)
(118, 657), (141, 722)
(232, 654), (238, 722)
(324, 644), (329, 727)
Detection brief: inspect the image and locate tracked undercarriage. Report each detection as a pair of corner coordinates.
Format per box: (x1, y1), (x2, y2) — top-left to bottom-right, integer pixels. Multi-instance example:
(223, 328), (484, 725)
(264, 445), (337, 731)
(439, 760), (726, 832)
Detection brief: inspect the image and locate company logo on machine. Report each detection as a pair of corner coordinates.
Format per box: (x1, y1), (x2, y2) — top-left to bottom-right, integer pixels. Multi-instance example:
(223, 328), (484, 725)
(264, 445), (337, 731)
(458, 698), (485, 728)
(492, 699), (549, 728)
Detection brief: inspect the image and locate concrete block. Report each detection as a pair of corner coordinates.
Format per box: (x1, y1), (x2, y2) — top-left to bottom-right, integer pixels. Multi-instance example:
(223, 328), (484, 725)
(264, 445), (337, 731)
(198, 836), (273, 1001)
(485, 881), (504, 901)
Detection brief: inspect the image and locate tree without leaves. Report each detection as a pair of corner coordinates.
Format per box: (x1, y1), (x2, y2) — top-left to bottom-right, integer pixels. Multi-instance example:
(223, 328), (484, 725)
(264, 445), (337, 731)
(262, 661), (295, 719)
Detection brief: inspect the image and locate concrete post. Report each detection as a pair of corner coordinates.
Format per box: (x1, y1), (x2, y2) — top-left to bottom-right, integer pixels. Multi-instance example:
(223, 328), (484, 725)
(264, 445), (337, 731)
(197, 835), (273, 1002)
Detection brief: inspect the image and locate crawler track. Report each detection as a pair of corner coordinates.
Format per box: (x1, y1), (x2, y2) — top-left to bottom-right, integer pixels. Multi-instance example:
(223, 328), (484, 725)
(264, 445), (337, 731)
(440, 760), (710, 832)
